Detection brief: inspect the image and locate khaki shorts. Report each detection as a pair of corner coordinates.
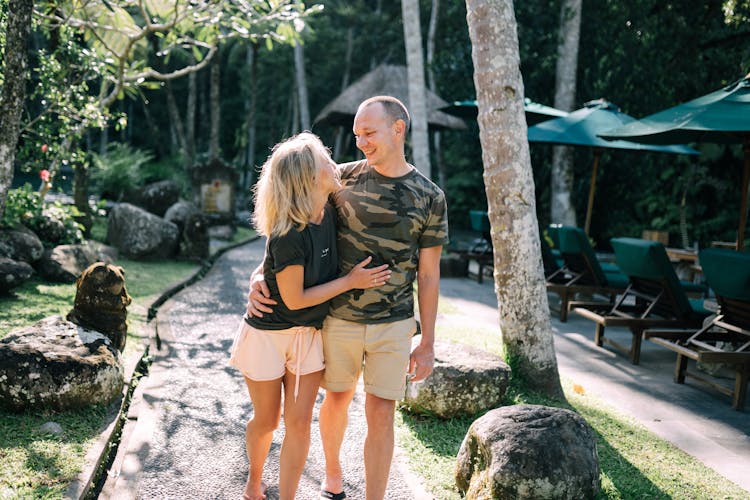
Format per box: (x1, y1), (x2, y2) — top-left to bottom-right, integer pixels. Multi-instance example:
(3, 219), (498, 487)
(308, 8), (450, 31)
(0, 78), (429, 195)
(228, 320), (324, 400)
(321, 316), (416, 401)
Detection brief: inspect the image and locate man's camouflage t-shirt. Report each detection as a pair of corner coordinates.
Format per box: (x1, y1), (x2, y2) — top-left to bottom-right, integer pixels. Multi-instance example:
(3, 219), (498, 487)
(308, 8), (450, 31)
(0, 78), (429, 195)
(329, 160), (449, 323)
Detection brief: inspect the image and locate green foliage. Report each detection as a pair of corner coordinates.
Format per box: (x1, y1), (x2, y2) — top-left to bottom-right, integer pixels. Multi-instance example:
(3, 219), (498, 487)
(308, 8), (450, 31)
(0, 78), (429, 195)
(1, 184), (84, 245)
(89, 143), (154, 201)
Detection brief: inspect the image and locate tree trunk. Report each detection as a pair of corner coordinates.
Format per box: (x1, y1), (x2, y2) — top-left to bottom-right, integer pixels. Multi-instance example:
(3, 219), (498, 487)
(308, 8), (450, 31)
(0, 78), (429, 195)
(402, 0), (431, 178)
(244, 43), (259, 191)
(333, 27), (354, 162)
(186, 64), (197, 169)
(166, 81), (188, 155)
(0, 0), (33, 219)
(550, 0), (582, 226)
(426, 0), (446, 188)
(465, 0), (564, 398)
(209, 52), (221, 160)
(73, 160), (92, 237)
(294, 41), (311, 131)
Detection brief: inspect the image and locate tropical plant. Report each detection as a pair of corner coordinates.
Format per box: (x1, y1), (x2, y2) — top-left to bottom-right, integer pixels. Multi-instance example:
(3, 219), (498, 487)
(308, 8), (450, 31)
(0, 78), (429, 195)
(89, 143), (154, 201)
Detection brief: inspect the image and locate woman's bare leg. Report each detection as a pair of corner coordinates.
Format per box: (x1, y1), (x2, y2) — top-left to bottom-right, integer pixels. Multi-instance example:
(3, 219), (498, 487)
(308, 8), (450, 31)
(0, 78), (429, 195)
(244, 376), (282, 500)
(278, 369), (323, 500)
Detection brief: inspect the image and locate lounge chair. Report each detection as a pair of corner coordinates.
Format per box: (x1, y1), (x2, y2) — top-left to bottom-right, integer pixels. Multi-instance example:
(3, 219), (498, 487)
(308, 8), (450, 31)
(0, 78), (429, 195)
(546, 226), (629, 322)
(645, 248), (750, 410)
(573, 237), (711, 364)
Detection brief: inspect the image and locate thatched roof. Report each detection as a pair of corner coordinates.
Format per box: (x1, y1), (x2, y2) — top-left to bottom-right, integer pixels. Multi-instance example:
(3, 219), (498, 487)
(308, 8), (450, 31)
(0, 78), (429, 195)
(313, 64), (466, 130)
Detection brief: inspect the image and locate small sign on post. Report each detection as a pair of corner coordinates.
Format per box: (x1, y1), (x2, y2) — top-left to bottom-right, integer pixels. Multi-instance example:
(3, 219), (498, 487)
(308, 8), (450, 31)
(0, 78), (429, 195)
(191, 159), (239, 224)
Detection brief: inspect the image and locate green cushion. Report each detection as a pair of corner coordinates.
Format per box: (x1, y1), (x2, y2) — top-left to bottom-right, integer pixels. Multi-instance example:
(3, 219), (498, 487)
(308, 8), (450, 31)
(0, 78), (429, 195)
(547, 224), (563, 248)
(611, 237), (692, 316)
(699, 248), (750, 301)
(688, 298), (711, 316)
(679, 281), (708, 296)
(469, 210), (490, 232)
(558, 226), (609, 285)
(604, 271), (630, 289)
(600, 262), (620, 273)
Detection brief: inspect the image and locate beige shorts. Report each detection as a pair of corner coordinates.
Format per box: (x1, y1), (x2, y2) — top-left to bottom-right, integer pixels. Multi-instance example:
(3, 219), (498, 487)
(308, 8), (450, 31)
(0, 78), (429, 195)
(228, 320), (324, 400)
(321, 316), (416, 401)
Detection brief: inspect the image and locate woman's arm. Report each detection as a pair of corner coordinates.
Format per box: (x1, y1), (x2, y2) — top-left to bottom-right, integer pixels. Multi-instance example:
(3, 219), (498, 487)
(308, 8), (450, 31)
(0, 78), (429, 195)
(276, 256), (390, 310)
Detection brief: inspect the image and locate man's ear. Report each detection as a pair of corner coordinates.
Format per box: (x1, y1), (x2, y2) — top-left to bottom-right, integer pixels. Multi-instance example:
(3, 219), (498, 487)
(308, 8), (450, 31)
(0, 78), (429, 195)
(393, 119), (406, 137)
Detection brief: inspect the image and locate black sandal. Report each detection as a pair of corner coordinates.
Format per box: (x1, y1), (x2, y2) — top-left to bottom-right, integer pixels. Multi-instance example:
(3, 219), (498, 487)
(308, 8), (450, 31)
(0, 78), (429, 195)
(320, 490), (346, 500)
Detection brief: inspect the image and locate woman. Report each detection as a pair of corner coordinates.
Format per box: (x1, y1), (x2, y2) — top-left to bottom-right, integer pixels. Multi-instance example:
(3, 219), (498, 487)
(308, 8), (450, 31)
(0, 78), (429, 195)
(229, 132), (390, 500)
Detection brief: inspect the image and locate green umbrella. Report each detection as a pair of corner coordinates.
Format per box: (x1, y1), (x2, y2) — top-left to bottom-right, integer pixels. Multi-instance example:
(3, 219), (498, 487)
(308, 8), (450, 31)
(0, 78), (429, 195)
(600, 75), (750, 250)
(440, 98), (568, 125)
(527, 99), (699, 234)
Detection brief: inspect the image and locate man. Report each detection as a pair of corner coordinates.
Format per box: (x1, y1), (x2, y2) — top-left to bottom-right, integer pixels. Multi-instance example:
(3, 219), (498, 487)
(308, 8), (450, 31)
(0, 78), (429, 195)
(248, 96), (448, 500)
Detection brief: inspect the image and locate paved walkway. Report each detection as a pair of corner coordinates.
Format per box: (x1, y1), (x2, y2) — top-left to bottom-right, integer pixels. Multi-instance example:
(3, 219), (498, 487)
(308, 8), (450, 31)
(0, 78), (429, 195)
(104, 238), (429, 499)
(103, 239), (750, 498)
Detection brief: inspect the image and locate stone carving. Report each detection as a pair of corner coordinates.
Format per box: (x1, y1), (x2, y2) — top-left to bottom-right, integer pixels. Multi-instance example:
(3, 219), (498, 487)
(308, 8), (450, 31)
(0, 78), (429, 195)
(67, 262), (132, 351)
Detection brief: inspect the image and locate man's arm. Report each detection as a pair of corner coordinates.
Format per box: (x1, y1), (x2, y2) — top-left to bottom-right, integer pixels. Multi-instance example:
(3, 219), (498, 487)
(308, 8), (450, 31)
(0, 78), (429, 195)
(409, 245), (442, 382)
(246, 262), (277, 317)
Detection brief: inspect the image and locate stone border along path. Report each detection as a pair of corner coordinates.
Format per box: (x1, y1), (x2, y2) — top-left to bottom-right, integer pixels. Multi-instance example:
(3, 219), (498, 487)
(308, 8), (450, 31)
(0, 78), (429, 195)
(64, 235), (260, 499)
(94, 238), (432, 499)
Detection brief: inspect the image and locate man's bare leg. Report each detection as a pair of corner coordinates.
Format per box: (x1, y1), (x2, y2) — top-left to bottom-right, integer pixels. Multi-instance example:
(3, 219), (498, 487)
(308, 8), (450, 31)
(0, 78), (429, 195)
(319, 389), (356, 494)
(364, 393), (395, 500)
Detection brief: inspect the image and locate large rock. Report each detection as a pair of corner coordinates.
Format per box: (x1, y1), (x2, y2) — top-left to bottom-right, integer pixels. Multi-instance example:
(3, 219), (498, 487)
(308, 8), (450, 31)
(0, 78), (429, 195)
(179, 212), (210, 260)
(0, 257), (34, 294)
(67, 262), (132, 351)
(0, 316), (124, 412)
(0, 226), (44, 263)
(37, 241), (119, 283)
(165, 201), (210, 260)
(164, 200), (200, 234)
(137, 180), (181, 217)
(403, 341), (510, 418)
(456, 405), (600, 499)
(107, 202), (179, 259)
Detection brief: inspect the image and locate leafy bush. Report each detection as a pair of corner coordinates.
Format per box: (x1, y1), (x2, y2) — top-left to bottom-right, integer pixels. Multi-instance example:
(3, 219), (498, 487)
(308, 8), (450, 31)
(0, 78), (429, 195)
(2, 184), (84, 245)
(90, 143), (153, 201)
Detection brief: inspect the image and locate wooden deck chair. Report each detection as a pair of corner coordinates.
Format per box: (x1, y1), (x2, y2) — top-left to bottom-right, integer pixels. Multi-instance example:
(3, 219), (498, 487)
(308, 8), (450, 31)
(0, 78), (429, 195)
(546, 226), (629, 322)
(573, 237), (711, 364)
(645, 248), (750, 410)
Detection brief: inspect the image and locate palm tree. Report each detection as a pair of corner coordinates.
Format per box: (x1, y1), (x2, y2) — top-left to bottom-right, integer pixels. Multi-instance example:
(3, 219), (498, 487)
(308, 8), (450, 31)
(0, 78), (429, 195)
(0, 0), (33, 218)
(401, 0), (431, 177)
(465, 0), (564, 398)
(551, 0), (582, 226)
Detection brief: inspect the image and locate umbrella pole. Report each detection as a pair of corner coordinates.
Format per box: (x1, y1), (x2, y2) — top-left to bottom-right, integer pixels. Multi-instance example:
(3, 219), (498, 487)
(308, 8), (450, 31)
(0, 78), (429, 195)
(584, 149), (601, 235)
(739, 135), (750, 251)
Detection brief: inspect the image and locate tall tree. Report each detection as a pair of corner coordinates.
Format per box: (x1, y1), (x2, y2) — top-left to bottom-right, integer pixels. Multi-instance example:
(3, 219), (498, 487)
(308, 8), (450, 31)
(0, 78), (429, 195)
(209, 52), (221, 159)
(465, 0), (564, 397)
(294, 41), (311, 131)
(550, 0), (582, 226)
(426, 0), (446, 188)
(0, 0), (33, 218)
(402, 0), (431, 177)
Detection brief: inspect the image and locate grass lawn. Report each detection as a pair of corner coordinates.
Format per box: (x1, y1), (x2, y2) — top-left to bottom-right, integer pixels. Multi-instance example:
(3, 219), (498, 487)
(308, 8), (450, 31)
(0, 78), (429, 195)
(0, 226), (255, 498)
(396, 296), (749, 500)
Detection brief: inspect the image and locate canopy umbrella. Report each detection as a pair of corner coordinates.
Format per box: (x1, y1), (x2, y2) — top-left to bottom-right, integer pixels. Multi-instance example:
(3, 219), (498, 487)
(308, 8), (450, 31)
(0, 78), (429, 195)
(600, 75), (750, 250)
(526, 99), (699, 235)
(440, 98), (568, 125)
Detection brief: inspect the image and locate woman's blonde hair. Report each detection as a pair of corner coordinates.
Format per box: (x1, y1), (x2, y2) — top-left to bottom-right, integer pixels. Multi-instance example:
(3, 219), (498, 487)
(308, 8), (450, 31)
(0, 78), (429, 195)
(252, 132), (329, 238)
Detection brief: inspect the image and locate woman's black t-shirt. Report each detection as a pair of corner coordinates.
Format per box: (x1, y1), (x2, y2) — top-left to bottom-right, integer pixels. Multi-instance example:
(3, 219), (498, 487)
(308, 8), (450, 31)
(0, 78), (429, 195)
(246, 204), (338, 330)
